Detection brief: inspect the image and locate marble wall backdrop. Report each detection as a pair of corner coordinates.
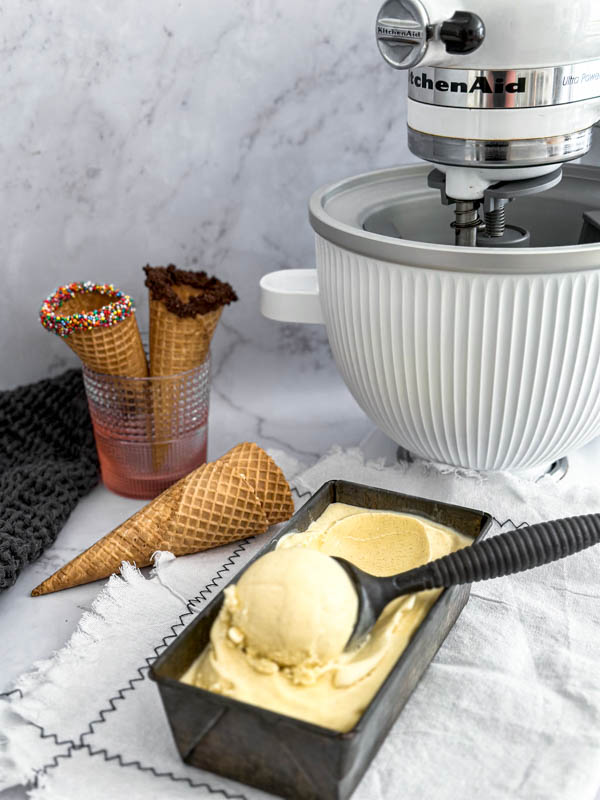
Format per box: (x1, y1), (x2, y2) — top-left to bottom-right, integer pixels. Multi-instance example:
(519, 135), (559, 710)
(1, 0), (413, 389)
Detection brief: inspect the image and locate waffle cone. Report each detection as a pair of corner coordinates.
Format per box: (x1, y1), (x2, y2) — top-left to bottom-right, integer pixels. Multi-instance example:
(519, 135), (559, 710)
(149, 296), (221, 377)
(32, 462), (269, 596)
(149, 296), (221, 468)
(169, 461), (268, 552)
(219, 442), (294, 525)
(31, 480), (184, 596)
(60, 291), (148, 377)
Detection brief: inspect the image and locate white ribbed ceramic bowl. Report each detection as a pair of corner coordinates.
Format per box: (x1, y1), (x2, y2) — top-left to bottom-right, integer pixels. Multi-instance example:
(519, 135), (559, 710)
(261, 164), (600, 471)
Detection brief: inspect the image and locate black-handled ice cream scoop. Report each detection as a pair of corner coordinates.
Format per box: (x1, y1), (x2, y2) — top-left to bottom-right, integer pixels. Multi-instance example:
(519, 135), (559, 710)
(336, 513), (600, 650)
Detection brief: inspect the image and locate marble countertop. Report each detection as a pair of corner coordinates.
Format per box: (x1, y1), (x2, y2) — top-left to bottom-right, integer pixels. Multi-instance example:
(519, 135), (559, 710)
(0, 331), (374, 692)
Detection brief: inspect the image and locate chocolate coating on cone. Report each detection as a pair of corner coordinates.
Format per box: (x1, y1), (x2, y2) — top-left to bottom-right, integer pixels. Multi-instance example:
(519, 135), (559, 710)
(143, 265), (237, 317)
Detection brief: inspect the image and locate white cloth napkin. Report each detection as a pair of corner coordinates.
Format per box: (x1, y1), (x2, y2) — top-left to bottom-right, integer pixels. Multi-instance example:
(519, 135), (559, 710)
(1, 446), (600, 800)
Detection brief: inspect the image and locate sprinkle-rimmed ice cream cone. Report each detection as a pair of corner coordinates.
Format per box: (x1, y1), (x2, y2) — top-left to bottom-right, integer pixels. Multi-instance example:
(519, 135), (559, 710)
(40, 282), (148, 378)
(32, 443), (293, 596)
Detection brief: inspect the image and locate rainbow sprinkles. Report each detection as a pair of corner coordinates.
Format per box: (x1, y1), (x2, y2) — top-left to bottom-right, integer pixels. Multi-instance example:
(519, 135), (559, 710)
(40, 282), (135, 337)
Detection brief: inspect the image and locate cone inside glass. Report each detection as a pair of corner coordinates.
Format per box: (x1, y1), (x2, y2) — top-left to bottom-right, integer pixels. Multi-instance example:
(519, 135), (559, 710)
(39, 282), (148, 378)
(144, 265), (237, 468)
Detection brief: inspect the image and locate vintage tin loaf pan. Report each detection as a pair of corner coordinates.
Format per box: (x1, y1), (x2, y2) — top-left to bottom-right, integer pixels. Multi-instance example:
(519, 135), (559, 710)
(150, 479), (493, 800)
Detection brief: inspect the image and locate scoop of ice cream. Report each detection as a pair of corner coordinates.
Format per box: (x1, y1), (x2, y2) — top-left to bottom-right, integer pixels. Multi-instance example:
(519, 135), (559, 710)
(183, 503), (473, 732)
(229, 548), (358, 667)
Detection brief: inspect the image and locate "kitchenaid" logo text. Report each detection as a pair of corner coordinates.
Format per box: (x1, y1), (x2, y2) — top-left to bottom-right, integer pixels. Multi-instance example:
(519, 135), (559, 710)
(377, 24), (423, 39)
(409, 71), (526, 95)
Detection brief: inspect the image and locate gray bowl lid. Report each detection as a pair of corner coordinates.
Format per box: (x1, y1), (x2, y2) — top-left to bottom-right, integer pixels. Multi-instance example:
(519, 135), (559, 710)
(308, 163), (600, 274)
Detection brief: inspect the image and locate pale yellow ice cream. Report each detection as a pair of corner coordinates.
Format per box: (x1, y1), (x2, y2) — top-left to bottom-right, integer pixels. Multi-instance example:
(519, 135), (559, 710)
(229, 548), (358, 667)
(181, 502), (471, 732)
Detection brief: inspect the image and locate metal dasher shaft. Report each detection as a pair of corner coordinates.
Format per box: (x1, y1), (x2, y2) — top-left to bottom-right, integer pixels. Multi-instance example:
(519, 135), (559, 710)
(452, 200), (481, 247)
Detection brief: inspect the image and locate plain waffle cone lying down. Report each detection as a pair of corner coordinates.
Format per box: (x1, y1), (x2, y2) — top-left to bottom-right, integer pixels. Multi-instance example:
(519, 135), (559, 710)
(219, 441), (294, 525)
(32, 443), (293, 596)
(144, 265), (237, 468)
(39, 282), (148, 377)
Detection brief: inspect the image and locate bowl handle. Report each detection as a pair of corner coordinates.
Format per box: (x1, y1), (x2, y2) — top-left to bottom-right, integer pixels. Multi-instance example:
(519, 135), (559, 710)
(260, 269), (324, 324)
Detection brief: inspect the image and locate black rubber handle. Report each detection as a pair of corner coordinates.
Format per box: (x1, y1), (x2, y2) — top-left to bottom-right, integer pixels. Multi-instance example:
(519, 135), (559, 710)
(392, 514), (600, 595)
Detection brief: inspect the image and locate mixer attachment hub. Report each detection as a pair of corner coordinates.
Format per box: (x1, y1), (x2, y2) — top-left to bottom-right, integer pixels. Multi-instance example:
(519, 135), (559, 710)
(428, 167), (562, 247)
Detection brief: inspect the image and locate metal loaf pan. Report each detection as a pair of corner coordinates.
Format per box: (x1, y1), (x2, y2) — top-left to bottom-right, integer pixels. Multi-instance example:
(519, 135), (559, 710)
(150, 479), (493, 800)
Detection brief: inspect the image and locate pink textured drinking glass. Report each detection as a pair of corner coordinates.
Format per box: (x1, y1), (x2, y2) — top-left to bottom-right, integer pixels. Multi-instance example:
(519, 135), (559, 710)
(82, 358), (210, 499)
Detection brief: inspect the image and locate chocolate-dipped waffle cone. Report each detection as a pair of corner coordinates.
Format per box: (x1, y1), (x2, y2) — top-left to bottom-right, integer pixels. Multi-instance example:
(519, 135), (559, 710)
(219, 442), (295, 525)
(40, 283), (148, 378)
(149, 299), (222, 377)
(145, 266), (237, 377)
(144, 265), (237, 467)
(32, 458), (274, 596)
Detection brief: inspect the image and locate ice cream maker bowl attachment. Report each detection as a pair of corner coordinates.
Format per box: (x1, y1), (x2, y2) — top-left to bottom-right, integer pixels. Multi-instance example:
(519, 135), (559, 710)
(260, 163), (600, 472)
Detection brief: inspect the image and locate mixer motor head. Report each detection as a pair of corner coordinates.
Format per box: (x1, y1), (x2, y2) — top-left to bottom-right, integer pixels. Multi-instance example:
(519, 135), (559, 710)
(376, 0), (600, 246)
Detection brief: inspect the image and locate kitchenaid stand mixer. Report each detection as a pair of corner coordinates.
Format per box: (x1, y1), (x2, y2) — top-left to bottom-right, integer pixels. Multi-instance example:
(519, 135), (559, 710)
(260, 1), (600, 472)
(376, 0), (600, 246)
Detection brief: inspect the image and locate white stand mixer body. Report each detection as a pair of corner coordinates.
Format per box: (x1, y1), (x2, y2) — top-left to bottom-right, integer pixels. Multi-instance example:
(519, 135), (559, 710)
(261, 2), (600, 472)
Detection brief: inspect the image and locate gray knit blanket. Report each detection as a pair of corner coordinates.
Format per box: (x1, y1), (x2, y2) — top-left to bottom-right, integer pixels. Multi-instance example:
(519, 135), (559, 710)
(0, 369), (99, 591)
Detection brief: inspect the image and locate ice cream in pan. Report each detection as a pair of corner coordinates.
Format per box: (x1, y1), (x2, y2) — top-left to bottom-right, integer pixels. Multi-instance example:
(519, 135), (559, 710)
(182, 498), (600, 733)
(182, 502), (471, 732)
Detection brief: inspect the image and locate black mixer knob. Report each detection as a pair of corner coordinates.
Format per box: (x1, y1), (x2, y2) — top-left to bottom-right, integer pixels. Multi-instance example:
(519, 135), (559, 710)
(440, 10), (485, 54)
